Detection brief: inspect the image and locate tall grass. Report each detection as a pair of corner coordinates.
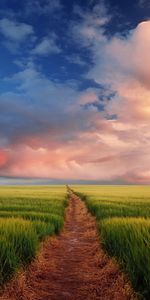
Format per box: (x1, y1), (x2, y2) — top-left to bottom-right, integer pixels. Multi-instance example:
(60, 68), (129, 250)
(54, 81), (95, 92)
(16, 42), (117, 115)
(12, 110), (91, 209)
(100, 218), (150, 299)
(0, 218), (38, 283)
(73, 185), (150, 300)
(0, 185), (67, 285)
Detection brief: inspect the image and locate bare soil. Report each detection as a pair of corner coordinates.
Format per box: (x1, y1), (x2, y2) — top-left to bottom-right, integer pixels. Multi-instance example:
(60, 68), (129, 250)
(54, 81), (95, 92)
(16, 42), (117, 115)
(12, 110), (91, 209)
(0, 190), (136, 300)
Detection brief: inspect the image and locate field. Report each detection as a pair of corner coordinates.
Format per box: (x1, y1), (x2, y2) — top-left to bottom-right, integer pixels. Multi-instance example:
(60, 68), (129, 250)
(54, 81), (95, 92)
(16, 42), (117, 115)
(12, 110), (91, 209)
(0, 184), (150, 300)
(0, 185), (67, 285)
(73, 185), (150, 300)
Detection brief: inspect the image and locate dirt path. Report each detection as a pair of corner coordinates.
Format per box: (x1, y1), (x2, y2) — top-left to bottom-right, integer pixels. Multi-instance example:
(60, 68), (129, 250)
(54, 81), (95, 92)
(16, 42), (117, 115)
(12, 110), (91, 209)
(0, 190), (136, 300)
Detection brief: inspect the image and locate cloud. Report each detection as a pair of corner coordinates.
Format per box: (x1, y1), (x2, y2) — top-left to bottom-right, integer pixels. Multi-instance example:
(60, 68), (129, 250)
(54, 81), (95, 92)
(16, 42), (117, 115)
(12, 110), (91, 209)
(0, 3), (150, 183)
(0, 18), (34, 53)
(66, 54), (87, 66)
(138, 0), (150, 7)
(0, 150), (8, 167)
(78, 90), (99, 105)
(31, 35), (61, 56)
(1, 62), (96, 148)
(71, 3), (110, 47)
(68, 6), (150, 183)
(0, 18), (33, 41)
(25, 0), (62, 16)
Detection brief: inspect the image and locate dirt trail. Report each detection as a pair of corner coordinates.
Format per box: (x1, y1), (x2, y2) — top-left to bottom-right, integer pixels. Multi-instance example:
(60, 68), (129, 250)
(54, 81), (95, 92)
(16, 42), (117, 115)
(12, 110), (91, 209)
(0, 190), (136, 300)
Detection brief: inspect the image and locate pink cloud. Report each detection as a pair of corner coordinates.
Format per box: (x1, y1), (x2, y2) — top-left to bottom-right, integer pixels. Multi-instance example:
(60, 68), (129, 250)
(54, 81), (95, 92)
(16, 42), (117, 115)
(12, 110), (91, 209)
(79, 91), (98, 105)
(1, 16), (150, 183)
(0, 150), (8, 167)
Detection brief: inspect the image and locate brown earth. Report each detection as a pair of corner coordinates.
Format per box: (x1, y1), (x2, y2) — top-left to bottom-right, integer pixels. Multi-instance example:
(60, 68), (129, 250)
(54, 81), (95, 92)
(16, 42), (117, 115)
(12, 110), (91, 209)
(0, 190), (136, 300)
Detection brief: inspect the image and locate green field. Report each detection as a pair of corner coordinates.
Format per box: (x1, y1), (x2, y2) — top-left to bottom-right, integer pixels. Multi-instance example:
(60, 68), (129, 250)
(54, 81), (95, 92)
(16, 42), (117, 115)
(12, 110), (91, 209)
(0, 185), (67, 285)
(73, 185), (150, 300)
(0, 184), (150, 299)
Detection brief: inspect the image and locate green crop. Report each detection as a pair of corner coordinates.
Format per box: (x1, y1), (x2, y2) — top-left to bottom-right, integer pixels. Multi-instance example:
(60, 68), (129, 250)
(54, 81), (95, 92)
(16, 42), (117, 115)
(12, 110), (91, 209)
(0, 185), (67, 285)
(73, 185), (150, 300)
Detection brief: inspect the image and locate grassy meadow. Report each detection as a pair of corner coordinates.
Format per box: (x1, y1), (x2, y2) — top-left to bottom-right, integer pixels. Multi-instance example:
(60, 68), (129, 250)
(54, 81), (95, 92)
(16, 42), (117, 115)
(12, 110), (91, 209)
(73, 185), (150, 300)
(0, 185), (67, 285)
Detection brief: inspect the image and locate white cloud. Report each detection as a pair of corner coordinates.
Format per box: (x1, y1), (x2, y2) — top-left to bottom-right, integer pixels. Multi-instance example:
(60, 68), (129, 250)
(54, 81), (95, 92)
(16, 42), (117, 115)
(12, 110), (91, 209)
(31, 35), (61, 56)
(69, 4), (150, 183)
(66, 54), (87, 66)
(72, 3), (110, 47)
(0, 18), (34, 42)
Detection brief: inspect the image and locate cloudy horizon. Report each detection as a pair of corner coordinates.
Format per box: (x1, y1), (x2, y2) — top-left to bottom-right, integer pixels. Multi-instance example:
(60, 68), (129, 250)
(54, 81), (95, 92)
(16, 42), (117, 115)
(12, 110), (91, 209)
(0, 0), (150, 184)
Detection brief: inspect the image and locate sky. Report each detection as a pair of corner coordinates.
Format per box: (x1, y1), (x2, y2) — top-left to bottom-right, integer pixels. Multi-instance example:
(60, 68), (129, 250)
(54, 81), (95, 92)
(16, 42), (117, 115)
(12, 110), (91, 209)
(0, 0), (150, 184)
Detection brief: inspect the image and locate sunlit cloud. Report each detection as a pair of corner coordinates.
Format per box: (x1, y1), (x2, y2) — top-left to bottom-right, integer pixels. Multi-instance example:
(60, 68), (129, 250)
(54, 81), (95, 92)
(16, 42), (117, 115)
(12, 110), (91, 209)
(0, 2), (150, 183)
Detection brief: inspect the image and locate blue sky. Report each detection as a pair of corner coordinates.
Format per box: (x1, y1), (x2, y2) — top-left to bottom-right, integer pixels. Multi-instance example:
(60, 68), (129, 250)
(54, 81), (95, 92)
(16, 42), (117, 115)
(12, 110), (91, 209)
(0, 0), (148, 83)
(0, 0), (150, 184)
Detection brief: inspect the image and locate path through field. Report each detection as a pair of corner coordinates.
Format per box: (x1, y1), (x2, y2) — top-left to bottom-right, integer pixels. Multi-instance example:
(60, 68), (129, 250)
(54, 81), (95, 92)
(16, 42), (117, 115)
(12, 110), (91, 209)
(0, 190), (135, 300)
